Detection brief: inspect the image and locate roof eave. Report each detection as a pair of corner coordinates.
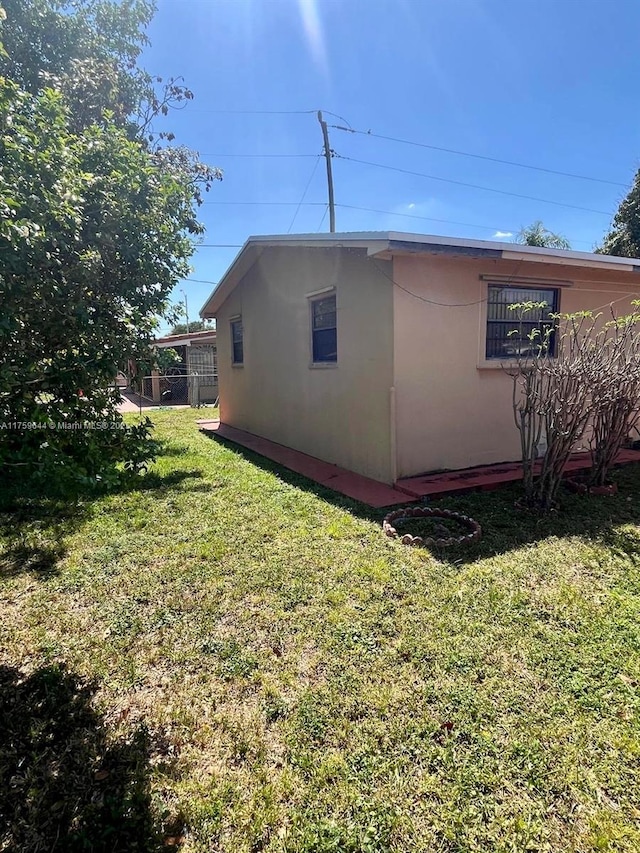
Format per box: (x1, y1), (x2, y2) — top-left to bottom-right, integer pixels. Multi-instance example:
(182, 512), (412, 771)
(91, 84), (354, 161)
(198, 232), (640, 318)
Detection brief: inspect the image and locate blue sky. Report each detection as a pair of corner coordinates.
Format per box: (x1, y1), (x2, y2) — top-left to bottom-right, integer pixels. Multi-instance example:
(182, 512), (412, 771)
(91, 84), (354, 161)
(143, 0), (640, 329)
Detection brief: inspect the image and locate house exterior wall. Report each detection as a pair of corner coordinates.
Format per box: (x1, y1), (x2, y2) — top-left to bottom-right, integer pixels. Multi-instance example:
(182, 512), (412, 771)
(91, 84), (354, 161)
(216, 246), (395, 482)
(392, 253), (640, 478)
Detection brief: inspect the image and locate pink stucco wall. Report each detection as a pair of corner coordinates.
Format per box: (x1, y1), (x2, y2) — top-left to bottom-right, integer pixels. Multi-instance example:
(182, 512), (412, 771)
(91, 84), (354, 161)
(392, 253), (640, 478)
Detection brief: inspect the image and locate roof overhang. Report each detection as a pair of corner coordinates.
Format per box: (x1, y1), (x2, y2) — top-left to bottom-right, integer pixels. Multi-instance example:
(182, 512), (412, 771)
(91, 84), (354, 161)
(199, 232), (640, 318)
(154, 332), (217, 349)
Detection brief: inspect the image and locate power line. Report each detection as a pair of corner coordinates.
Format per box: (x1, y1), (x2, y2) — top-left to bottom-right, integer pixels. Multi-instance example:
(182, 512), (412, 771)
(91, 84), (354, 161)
(316, 205), (329, 232)
(188, 109), (317, 115)
(337, 203), (512, 236)
(188, 109), (626, 188)
(336, 203), (583, 247)
(192, 203), (592, 246)
(199, 153), (319, 158)
(288, 155), (323, 233)
(337, 156), (614, 216)
(201, 201), (326, 206)
(331, 125), (628, 188)
(186, 109), (351, 126)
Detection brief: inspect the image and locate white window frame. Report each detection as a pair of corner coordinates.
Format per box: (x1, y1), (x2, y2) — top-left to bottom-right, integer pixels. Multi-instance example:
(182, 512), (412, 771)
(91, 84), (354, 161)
(308, 289), (337, 368)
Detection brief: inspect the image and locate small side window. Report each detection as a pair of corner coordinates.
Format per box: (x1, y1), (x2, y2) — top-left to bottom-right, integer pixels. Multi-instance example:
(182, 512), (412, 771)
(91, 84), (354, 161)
(231, 318), (243, 365)
(310, 293), (337, 363)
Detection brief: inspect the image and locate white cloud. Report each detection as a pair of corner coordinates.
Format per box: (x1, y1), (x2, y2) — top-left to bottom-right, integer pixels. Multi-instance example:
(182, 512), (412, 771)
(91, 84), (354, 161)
(493, 230), (513, 239)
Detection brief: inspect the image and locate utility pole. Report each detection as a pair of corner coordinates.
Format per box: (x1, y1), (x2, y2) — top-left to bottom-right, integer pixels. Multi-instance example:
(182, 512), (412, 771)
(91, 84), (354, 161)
(180, 289), (190, 334)
(317, 110), (336, 233)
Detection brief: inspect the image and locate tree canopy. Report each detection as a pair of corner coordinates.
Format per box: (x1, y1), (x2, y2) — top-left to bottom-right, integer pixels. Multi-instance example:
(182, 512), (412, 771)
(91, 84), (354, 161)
(168, 321), (213, 336)
(0, 0), (221, 490)
(516, 221), (571, 250)
(599, 169), (640, 257)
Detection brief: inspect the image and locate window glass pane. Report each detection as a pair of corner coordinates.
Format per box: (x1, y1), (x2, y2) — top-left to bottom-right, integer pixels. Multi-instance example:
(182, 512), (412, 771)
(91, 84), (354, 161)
(312, 328), (337, 362)
(311, 293), (337, 363)
(231, 320), (243, 363)
(312, 295), (336, 330)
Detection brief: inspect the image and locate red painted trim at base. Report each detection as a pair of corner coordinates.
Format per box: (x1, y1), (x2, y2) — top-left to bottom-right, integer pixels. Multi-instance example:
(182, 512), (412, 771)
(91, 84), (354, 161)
(396, 450), (640, 498)
(197, 420), (640, 502)
(197, 420), (416, 508)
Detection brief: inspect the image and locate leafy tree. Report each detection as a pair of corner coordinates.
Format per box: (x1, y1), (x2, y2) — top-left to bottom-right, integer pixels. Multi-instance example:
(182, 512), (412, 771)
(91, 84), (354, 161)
(599, 170), (640, 257)
(0, 0), (151, 131)
(168, 320), (213, 336)
(0, 0), (195, 138)
(0, 0), (221, 490)
(516, 221), (570, 249)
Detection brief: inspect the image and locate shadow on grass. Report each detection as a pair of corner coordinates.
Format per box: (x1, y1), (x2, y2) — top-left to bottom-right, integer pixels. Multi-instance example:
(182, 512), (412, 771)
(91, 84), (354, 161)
(0, 664), (169, 853)
(440, 463), (640, 564)
(205, 432), (386, 524)
(0, 496), (83, 579)
(206, 432), (640, 563)
(0, 465), (203, 579)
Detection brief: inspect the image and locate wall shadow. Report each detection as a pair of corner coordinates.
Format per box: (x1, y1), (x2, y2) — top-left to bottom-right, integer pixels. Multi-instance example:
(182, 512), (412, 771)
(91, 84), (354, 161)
(205, 433), (640, 563)
(0, 664), (169, 852)
(204, 432), (388, 524)
(436, 463), (640, 564)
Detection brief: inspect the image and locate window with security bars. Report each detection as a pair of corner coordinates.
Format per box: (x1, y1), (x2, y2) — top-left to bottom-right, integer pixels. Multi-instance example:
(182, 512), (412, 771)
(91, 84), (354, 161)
(311, 293), (337, 363)
(231, 319), (243, 364)
(486, 285), (559, 359)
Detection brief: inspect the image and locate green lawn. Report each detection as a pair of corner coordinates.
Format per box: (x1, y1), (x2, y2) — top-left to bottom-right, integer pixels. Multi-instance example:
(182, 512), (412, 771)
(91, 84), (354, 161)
(2, 408), (640, 852)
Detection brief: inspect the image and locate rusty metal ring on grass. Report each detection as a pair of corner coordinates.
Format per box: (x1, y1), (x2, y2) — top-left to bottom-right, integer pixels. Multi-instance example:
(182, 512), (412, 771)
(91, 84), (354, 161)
(383, 507), (482, 548)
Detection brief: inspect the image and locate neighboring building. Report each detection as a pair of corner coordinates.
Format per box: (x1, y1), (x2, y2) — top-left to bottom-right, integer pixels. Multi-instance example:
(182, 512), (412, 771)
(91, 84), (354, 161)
(142, 329), (217, 405)
(199, 232), (640, 484)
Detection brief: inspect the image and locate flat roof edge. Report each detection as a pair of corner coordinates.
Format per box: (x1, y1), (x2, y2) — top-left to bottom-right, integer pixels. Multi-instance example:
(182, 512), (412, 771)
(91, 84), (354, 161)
(198, 232), (640, 317)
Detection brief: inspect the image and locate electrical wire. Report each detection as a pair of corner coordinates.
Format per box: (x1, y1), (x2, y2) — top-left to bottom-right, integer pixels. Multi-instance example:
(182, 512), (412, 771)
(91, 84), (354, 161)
(194, 202), (592, 247)
(337, 156), (614, 217)
(183, 259), (638, 314)
(287, 156), (323, 233)
(316, 205), (329, 232)
(336, 203), (593, 247)
(330, 125), (628, 188)
(371, 257), (640, 312)
(337, 202), (507, 233)
(369, 256), (495, 307)
(199, 153), (319, 158)
(187, 109), (317, 115)
(186, 108), (351, 125)
(190, 111), (626, 186)
(201, 201), (326, 206)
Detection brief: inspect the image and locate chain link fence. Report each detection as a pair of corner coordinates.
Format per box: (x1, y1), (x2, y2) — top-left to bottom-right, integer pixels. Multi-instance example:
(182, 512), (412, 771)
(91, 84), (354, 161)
(139, 372), (218, 409)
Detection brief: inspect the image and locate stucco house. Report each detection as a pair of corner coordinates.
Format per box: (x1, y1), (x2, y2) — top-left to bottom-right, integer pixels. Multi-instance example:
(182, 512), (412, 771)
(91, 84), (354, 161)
(200, 232), (640, 485)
